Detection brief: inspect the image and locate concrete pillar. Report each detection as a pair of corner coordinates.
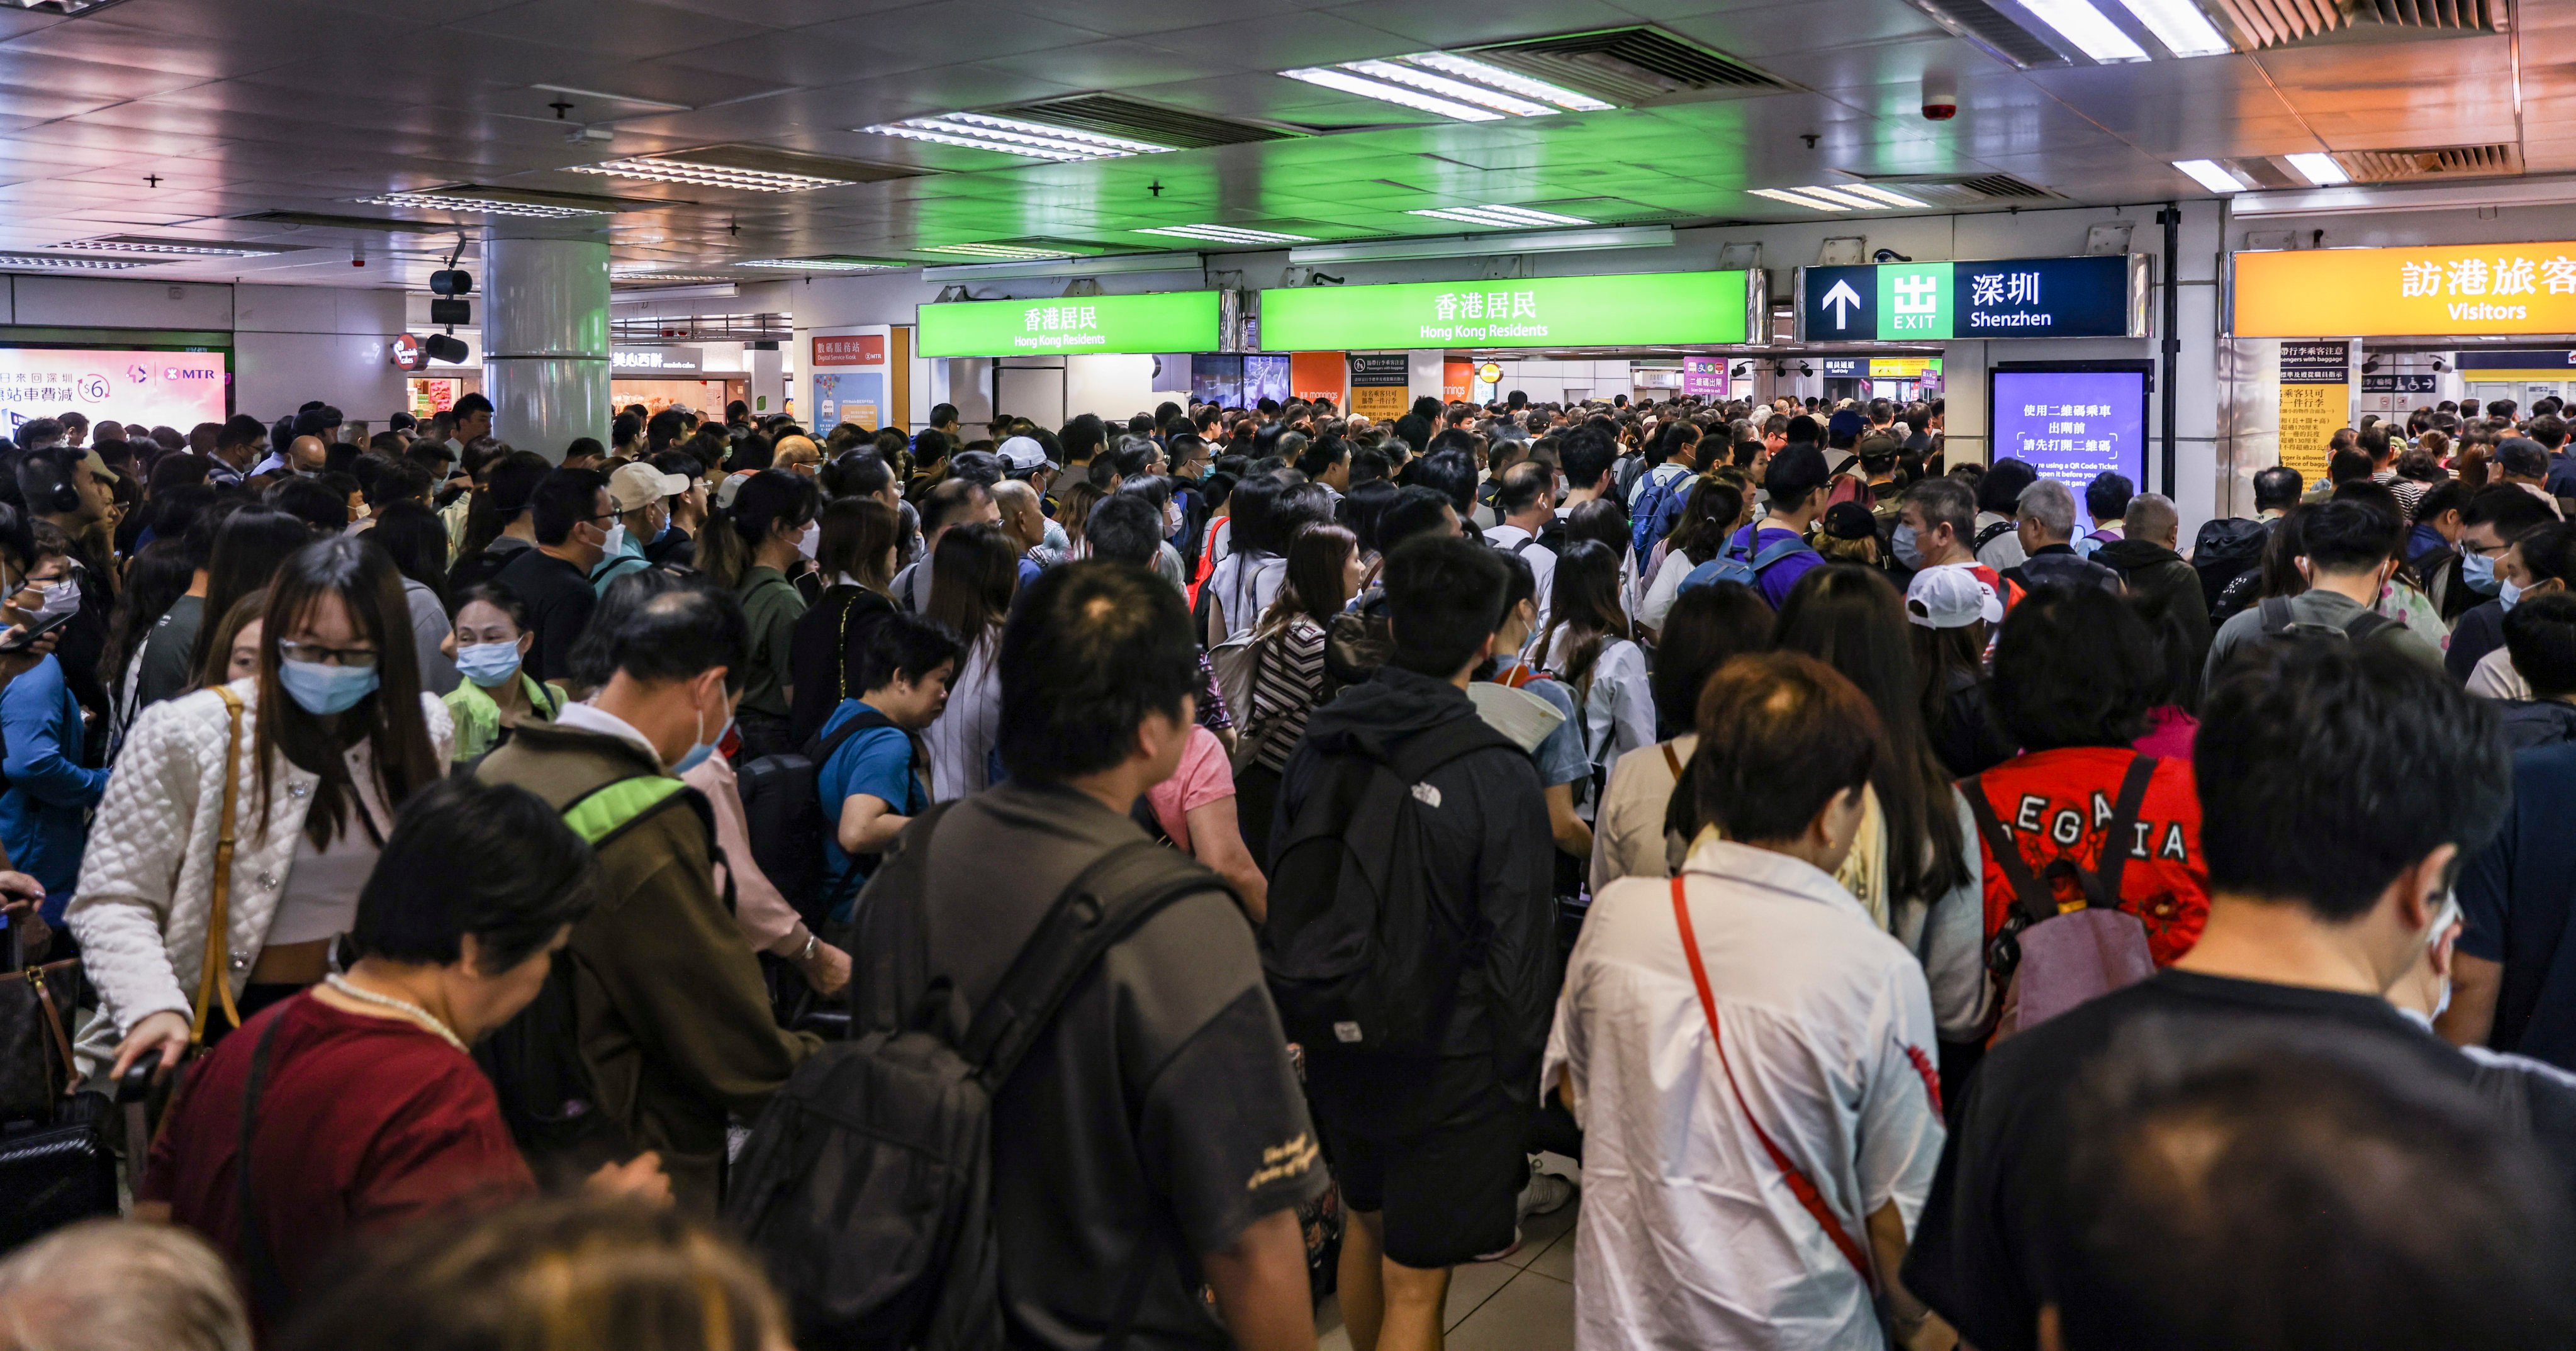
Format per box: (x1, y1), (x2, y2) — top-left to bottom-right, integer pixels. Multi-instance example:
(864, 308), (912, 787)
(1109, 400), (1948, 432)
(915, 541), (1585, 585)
(482, 220), (610, 462)
(748, 345), (785, 418)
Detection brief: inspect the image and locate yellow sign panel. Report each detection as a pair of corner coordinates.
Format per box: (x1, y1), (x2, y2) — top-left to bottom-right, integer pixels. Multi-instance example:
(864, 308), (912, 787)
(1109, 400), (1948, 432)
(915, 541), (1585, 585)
(2278, 382), (2347, 486)
(2236, 244), (2576, 337)
(1350, 384), (1408, 418)
(1868, 357), (1938, 378)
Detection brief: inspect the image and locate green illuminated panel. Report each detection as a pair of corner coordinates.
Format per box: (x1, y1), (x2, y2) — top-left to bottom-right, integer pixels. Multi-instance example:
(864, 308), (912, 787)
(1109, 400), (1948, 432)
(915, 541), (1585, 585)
(915, 291), (1221, 357)
(1258, 270), (1750, 350)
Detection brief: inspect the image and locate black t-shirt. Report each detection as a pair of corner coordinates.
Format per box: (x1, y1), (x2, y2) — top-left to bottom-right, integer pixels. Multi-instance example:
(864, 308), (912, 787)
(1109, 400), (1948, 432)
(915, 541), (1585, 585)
(2461, 743), (2576, 1070)
(491, 547), (596, 685)
(787, 584), (895, 748)
(1905, 968), (2576, 1351)
(921, 782), (1326, 1350)
(2450, 598), (2507, 683)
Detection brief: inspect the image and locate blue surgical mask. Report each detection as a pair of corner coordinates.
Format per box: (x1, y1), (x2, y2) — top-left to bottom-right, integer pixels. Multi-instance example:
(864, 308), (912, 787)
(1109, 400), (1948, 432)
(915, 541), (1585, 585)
(455, 641), (524, 689)
(1891, 522), (1922, 570)
(2502, 578), (2526, 611)
(670, 704), (731, 775)
(277, 658), (378, 715)
(2461, 549), (2502, 594)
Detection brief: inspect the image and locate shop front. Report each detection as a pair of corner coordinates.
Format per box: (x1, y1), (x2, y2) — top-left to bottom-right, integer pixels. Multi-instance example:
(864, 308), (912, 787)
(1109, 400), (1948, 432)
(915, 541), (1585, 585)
(610, 346), (742, 418)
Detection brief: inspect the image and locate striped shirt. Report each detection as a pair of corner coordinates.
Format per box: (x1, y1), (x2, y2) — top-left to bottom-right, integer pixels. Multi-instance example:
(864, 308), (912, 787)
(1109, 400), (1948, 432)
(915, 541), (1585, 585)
(1248, 618), (1328, 773)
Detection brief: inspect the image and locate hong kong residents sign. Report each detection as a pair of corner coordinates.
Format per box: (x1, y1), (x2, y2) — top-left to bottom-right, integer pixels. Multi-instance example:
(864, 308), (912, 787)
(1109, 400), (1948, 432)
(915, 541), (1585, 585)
(1258, 270), (1758, 350)
(915, 291), (1223, 357)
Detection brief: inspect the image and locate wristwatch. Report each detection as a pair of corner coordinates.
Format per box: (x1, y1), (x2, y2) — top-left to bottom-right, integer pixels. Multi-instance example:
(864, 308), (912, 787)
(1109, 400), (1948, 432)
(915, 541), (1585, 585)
(798, 930), (820, 964)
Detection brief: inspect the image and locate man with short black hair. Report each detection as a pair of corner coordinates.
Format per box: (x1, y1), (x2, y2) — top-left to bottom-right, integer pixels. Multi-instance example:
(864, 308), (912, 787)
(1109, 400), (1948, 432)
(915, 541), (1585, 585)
(1724, 443), (1830, 608)
(1484, 461), (1559, 634)
(888, 478), (997, 612)
(2253, 464), (2302, 520)
(2499, 438), (2565, 519)
(2450, 486), (2560, 681)
(1973, 459), (2037, 571)
(1280, 534), (1554, 1351)
(478, 579), (819, 1209)
(449, 391), (493, 451)
(1296, 434), (1350, 496)
(1907, 640), (2576, 1351)
(2204, 498), (2443, 685)
(851, 561), (1326, 1351)
(492, 468), (610, 684)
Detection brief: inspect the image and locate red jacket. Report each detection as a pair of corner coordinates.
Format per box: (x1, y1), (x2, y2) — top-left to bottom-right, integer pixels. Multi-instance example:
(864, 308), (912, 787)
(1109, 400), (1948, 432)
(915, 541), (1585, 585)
(1966, 746), (2210, 967)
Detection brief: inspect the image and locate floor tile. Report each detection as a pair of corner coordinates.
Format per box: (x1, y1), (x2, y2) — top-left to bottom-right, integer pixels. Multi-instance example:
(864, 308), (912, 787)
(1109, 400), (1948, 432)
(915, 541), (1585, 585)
(1446, 1268), (1576, 1351)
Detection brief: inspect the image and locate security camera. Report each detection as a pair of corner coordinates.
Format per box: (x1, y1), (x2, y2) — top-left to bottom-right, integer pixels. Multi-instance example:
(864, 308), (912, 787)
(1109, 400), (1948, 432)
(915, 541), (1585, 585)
(1922, 71), (1957, 121)
(1874, 249), (1912, 263)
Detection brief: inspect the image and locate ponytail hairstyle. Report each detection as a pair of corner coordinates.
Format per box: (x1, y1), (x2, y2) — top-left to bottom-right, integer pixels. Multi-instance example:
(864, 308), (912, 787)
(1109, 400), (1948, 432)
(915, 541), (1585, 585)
(1536, 539), (1633, 697)
(697, 468), (819, 590)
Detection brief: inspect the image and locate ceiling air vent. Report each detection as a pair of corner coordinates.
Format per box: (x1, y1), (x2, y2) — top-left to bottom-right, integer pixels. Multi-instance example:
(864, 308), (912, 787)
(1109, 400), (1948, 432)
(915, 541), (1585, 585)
(1840, 172), (2064, 206)
(1460, 26), (1801, 106)
(2332, 143), (2522, 182)
(2201, 0), (2502, 48)
(999, 96), (1301, 149)
(1896, 0), (2071, 67)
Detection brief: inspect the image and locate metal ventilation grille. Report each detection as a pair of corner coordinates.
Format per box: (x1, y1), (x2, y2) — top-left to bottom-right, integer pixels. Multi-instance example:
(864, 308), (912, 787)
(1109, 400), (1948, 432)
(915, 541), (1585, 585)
(1842, 172), (2063, 205)
(1463, 26), (1800, 105)
(1895, 0), (2069, 67)
(232, 211), (465, 235)
(638, 145), (921, 183)
(1000, 96), (1299, 149)
(2332, 143), (2522, 181)
(2202, 0), (2503, 47)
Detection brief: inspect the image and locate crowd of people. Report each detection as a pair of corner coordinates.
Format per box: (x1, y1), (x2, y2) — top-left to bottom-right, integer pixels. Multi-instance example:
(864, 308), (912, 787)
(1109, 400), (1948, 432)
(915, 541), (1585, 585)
(1, 383), (2573, 1351)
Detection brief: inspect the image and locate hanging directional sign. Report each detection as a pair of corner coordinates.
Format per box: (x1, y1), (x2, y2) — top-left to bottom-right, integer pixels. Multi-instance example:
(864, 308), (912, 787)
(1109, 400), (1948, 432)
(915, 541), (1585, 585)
(1796, 254), (2151, 342)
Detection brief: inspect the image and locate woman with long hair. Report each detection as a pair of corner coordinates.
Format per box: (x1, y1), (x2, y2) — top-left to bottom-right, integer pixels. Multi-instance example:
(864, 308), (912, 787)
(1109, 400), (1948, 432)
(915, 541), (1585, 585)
(1771, 565), (1987, 1036)
(441, 583), (564, 761)
(364, 498), (459, 696)
(1235, 523), (1362, 860)
(1589, 580), (1772, 891)
(788, 496), (900, 747)
(1638, 476), (1749, 631)
(196, 507), (312, 673)
(695, 468), (819, 761)
(1538, 539), (1655, 818)
(919, 522), (1018, 801)
(73, 537), (456, 1083)
(103, 536), (196, 746)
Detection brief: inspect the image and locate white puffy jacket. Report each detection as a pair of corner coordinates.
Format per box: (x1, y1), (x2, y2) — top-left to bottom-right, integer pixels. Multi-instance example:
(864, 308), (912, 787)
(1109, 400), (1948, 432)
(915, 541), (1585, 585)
(65, 679), (453, 1057)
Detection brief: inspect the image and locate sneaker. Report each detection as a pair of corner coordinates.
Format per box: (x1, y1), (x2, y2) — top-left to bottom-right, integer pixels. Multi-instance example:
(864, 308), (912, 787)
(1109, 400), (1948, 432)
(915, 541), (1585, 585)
(1472, 1227), (1523, 1264)
(1518, 1170), (1577, 1222)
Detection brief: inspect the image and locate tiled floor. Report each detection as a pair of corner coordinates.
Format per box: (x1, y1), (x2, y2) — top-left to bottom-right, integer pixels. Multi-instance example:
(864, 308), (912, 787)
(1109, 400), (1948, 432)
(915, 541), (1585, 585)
(1317, 1158), (1581, 1351)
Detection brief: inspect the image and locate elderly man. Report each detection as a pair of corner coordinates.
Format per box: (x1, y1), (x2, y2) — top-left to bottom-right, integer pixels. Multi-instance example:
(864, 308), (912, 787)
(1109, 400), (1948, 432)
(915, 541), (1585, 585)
(2000, 479), (2121, 595)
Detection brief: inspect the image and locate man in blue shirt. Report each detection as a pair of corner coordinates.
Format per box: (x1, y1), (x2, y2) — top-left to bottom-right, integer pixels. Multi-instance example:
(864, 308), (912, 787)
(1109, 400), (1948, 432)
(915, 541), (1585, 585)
(816, 612), (959, 922)
(1722, 442), (1830, 609)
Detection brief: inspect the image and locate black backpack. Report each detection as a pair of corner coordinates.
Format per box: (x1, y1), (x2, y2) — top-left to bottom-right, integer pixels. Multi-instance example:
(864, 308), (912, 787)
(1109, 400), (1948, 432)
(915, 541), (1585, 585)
(1261, 715), (1518, 1055)
(728, 807), (1231, 1351)
(1971, 519), (2017, 554)
(2191, 517), (2272, 614)
(738, 711), (913, 929)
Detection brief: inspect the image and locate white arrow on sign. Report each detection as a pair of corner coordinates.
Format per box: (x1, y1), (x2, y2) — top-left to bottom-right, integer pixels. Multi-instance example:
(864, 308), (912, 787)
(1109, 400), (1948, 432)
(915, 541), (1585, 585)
(1820, 279), (1861, 328)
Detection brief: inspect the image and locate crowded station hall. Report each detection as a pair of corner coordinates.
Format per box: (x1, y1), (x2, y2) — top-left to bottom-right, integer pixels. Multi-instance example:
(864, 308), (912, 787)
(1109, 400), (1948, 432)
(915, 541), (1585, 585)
(4, 1), (2576, 1350)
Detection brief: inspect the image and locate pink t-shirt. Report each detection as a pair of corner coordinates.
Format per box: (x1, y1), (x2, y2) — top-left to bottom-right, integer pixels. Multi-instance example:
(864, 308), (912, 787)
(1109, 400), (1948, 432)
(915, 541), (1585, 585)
(2133, 705), (2199, 761)
(1148, 724), (1235, 853)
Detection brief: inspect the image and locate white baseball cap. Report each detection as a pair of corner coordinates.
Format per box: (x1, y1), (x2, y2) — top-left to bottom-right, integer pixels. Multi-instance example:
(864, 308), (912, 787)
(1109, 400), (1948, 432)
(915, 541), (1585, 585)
(997, 435), (1050, 476)
(1907, 564), (2003, 629)
(608, 459), (690, 513)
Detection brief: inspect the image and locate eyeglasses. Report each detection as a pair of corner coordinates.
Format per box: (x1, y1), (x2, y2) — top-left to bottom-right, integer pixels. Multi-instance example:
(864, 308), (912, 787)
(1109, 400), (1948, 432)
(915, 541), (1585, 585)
(277, 639), (379, 668)
(2463, 540), (2512, 558)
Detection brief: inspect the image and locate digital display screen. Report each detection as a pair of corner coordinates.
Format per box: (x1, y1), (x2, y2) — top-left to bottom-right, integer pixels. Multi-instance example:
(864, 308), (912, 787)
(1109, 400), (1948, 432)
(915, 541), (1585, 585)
(1988, 364), (2150, 530)
(0, 345), (229, 434)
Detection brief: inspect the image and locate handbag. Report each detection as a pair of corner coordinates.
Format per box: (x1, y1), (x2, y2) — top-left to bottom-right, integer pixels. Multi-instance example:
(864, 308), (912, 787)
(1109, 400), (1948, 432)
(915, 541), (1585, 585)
(0, 917), (157, 1250)
(0, 919), (84, 1126)
(187, 686), (248, 1046)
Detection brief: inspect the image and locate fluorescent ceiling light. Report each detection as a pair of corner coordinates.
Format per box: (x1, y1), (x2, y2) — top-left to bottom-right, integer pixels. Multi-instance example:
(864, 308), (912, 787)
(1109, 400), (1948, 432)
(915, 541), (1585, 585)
(2019, 0), (2150, 62)
(568, 157), (844, 193)
(919, 243), (1076, 260)
(530, 83), (693, 113)
(1793, 185), (1887, 210)
(858, 113), (1172, 162)
(2173, 157), (2245, 193)
(1749, 187), (1853, 211)
(921, 250), (1203, 281)
(1280, 67), (1501, 121)
(736, 257), (900, 271)
(2113, 0), (2232, 55)
(1288, 225), (1672, 265)
(1345, 60), (1555, 117)
(612, 273), (736, 284)
(1406, 204), (1594, 228)
(1403, 53), (1613, 112)
(359, 192), (605, 219)
(0, 254), (155, 270)
(1134, 224), (1316, 245)
(2285, 152), (2350, 186)
(55, 238), (283, 257)
(1839, 183), (1933, 208)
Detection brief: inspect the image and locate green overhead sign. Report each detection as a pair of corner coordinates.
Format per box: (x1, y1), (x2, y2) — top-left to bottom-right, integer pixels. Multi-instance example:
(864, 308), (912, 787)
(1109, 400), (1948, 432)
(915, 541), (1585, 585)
(1258, 269), (1756, 350)
(915, 290), (1221, 357)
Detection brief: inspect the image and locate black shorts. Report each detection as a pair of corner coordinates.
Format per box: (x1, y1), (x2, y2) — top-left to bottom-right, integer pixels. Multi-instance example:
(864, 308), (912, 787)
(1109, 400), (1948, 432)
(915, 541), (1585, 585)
(1306, 1054), (1525, 1269)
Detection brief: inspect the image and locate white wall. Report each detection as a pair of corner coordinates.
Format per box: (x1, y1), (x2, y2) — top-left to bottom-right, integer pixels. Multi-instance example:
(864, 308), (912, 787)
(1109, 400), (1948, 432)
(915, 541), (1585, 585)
(233, 284), (409, 426)
(1064, 352), (1156, 420)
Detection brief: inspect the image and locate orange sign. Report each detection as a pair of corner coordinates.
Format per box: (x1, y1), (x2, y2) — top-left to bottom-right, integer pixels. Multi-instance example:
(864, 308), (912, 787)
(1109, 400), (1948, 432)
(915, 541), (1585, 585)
(1443, 361), (1470, 403)
(2235, 243), (2576, 337)
(1289, 351), (1346, 406)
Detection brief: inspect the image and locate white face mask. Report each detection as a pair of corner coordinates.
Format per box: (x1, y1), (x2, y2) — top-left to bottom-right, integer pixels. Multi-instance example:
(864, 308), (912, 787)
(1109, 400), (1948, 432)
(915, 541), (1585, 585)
(797, 520), (820, 559)
(601, 524), (627, 558)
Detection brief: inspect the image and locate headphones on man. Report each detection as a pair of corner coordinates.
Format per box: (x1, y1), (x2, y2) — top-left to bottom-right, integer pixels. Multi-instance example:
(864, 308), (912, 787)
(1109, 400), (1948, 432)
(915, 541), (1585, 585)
(14, 447), (81, 517)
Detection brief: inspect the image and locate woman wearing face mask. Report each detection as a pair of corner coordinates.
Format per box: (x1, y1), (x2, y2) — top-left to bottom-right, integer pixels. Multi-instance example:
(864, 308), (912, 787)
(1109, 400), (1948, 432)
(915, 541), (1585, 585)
(0, 522), (111, 926)
(442, 585), (564, 761)
(693, 468), (820, 762)
(70, 537), (454, 1084)
(2466, 522), (2576, 698)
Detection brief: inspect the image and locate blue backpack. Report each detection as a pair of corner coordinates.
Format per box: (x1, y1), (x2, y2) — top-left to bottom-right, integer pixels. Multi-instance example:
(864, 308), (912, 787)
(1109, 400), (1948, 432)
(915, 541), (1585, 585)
(1630, 466), (1689, 558)
(1679, 530), (1816, 595)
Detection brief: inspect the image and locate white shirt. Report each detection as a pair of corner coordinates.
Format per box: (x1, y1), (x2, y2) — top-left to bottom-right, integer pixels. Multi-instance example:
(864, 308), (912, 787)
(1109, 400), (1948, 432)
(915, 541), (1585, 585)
(1543, 629), (1654, 803)
(1543, 838), (1946, 1351)
(2469, 644), (2530, 700)
(1205, 551), (1287, 644)
(1486, 521), (1557, 636)
(922, 634), (1000, 801)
